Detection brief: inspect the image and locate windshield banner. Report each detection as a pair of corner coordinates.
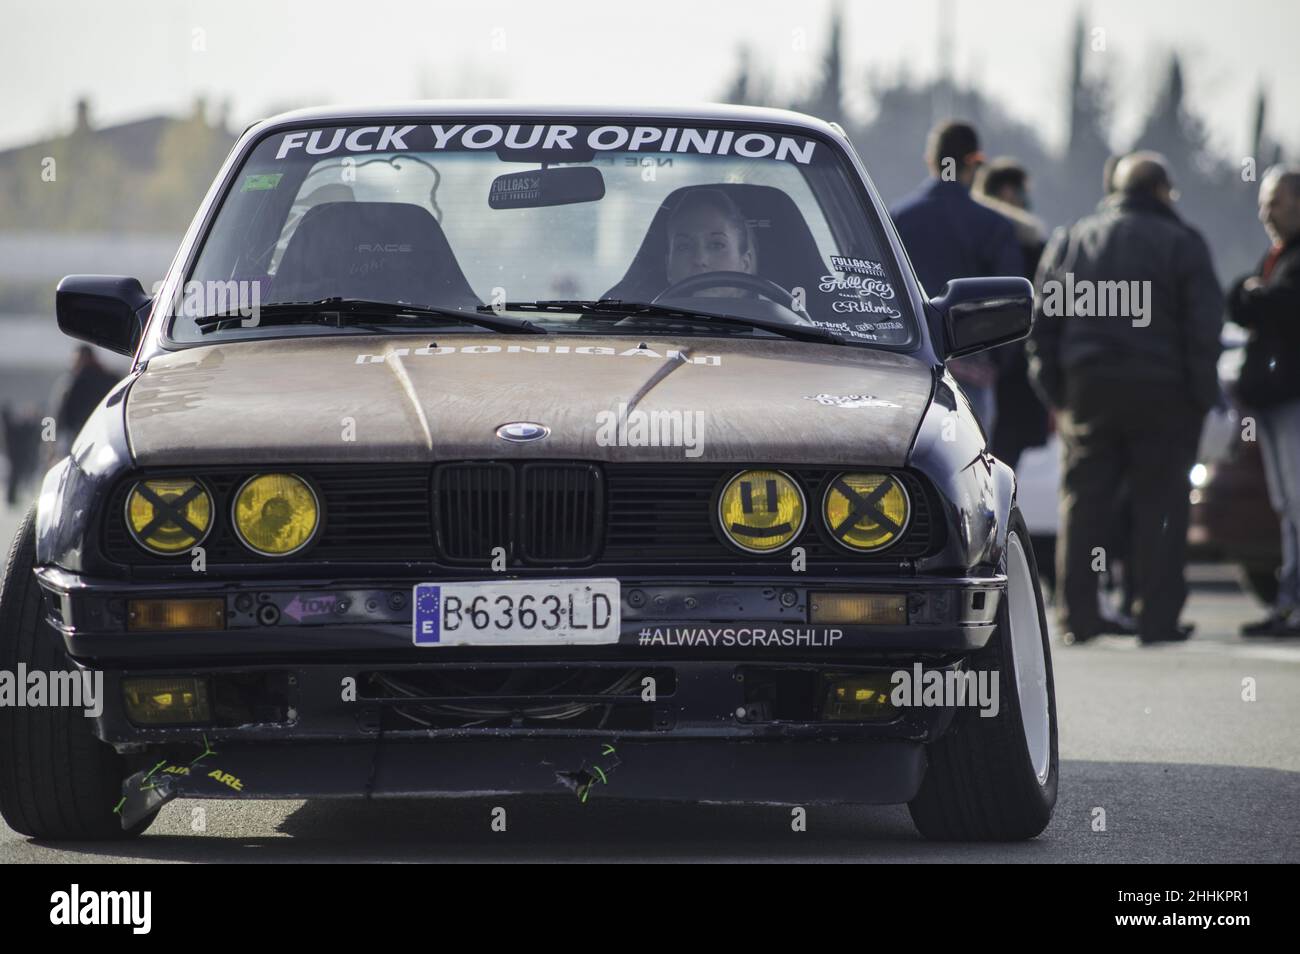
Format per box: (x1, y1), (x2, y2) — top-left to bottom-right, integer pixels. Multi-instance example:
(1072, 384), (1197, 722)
(273, 124), (817, 164)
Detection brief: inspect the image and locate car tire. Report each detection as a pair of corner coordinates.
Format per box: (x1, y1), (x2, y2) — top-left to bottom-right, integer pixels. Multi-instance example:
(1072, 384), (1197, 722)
(907, 507), (1058, 841)
(1030, 533), (1056, 594)
(0, 505), (156, 840)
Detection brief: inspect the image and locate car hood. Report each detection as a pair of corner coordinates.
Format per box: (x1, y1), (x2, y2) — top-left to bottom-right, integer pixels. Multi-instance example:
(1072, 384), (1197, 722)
(126, 335), (935, 467)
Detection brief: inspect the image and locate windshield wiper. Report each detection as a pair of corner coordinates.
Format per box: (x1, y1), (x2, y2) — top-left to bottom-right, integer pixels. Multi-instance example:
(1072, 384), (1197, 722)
(192, 298), (548, 335)
(491, 299), (843, 345)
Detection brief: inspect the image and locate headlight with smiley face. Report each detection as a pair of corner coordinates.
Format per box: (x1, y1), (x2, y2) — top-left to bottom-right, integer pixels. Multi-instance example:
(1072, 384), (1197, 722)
(716, 469), (807, 553)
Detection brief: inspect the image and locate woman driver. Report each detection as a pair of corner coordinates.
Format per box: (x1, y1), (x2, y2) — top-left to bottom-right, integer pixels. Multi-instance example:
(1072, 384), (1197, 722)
(664, 189), (758, 297)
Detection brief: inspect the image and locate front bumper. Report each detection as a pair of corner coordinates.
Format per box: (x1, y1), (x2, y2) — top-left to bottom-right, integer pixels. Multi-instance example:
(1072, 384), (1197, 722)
(35, 569), (1001, 807)
(37, 569), (1001, 658)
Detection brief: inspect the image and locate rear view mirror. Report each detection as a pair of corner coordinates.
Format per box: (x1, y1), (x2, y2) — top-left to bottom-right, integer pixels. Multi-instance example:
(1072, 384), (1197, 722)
(488, 166), (605, 210)
(932, 277), (1033, 359)
(56, 275), (150, 356)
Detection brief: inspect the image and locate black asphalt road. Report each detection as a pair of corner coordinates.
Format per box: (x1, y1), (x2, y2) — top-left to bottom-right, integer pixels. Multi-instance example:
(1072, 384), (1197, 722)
(2, 503), (1297, 862)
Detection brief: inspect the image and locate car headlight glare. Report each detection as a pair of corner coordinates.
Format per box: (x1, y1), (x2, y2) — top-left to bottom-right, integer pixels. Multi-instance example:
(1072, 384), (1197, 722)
(822, 473), (910, 552)
(717, 469), (806, 553)
(125, 478), (212, 554)
(232, 473), (319, 556)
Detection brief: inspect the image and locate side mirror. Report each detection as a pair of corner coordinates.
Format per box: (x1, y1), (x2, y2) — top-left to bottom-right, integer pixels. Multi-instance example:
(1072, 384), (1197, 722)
(931, 276), (1033, 359)
(56, 275), (150, 356)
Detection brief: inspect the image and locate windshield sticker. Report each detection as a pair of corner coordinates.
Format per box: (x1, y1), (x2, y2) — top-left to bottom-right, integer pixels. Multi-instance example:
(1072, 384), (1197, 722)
(829, 255), (886, 277)
(819, 273), (895, 300)
(817, 271), (903, 323)
(274, 125), (817, 164)
(803, 393), (902, 409)
(808, 317), (905, 341)
(240, 172), (283, 192)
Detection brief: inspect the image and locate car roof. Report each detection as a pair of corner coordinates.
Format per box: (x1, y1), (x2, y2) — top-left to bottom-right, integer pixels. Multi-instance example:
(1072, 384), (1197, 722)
(247, 101), (844, 140)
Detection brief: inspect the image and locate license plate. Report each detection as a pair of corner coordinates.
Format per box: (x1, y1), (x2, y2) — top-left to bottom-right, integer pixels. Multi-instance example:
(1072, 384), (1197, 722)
(412, 579), (621, 646)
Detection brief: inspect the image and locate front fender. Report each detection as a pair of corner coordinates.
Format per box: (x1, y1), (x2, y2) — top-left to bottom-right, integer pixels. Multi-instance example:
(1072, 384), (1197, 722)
(907, 372), (1017, 574)
(34, 375), (137, 573)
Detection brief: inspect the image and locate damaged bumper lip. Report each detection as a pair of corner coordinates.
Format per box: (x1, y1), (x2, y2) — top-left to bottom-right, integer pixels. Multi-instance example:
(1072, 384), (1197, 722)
(113, 738), (928, 806)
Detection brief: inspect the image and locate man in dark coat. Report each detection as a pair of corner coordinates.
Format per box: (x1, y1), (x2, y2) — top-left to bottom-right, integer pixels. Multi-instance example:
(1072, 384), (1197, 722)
(974, 157), (1050, 470)
(53, 346), (119, 455)
(1230, 166), (1300, 636)
(1027, 152), (1223, 644)
(891, 121), (1022, 437)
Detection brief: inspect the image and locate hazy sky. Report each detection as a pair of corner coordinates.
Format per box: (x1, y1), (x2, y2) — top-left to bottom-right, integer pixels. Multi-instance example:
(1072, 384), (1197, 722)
(1, 0), (1295, 158)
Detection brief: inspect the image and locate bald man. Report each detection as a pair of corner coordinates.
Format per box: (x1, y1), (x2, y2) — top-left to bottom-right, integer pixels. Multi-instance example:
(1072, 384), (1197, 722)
(1230, 166), (1300, 636)
(1027, 151), (1223, 645)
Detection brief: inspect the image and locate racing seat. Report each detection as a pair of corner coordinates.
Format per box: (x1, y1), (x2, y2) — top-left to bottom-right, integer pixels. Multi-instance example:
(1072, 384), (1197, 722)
(600, 184), (829, 301)
(271, 201), (481, 308)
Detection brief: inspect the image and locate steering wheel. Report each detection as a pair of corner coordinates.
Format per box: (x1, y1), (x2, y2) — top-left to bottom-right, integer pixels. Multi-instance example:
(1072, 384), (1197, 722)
(651, 270), (800, 313)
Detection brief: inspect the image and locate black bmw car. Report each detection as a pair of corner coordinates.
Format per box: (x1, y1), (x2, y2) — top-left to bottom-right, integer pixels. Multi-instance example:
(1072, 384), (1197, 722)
(0, 103), (1054, 841)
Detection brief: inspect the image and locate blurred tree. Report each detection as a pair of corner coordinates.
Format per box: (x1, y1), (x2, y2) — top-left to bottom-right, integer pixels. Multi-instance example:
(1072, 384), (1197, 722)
(723, 44), (770, 106)
(142, 98), (234, 230)
(792, 1), (845, 124)
(1063, 12), (1114, 218)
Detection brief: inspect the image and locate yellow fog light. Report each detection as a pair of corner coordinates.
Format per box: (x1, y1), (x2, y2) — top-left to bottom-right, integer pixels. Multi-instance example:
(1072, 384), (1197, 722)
(127, 598), (226, 632)
(822, 675), (897, 721)
(810, 592), (907, 625)
(822, 473), (910, 552)
(125, 478), (212, 555)
(122, 676), (211, 725)
(232, 473), (319, 556)
(717, 469), (806, 553)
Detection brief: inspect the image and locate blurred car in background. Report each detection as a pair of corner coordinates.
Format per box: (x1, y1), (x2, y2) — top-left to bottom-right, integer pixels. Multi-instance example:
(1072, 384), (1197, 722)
(1188, 334), (1282, 605)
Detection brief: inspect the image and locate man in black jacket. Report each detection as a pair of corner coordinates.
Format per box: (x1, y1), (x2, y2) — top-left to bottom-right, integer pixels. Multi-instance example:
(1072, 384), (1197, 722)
(1027, 152), (1223, 644)
(1230, 166), (1300, 636)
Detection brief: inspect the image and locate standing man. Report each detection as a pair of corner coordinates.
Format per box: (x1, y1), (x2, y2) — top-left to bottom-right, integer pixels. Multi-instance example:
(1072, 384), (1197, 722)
(52, 346), (119, 457)
(1027, 152), (1222, 645)
(1230, 166), (1300, 637)
(973, 157), (1050, 470)
(891, 121), (1022, 437)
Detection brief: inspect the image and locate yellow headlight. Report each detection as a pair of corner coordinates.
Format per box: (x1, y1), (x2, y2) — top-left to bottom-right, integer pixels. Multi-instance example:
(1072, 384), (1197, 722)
(125, 478), (212, 554)
(822, 473), (910, 552)
(717, 469), (806, 553)
(232, 473), (319, 556)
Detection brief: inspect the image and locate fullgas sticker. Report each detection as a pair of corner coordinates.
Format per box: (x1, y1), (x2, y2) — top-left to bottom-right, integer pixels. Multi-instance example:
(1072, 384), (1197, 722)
(803, 393), (901, 409)
(829, 255), (886, 277)
(816, 267), (903, 329)
(273, 124), (817, 164)
(819, 273), (895, 301)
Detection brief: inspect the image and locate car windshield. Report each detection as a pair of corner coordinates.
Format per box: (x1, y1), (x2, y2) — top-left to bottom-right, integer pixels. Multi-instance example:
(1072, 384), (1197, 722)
(173, 120), (914, 348)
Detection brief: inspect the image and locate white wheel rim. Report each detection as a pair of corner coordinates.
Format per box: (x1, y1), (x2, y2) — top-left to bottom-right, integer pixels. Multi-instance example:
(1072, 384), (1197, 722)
(1007, 532), (1051, 784)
